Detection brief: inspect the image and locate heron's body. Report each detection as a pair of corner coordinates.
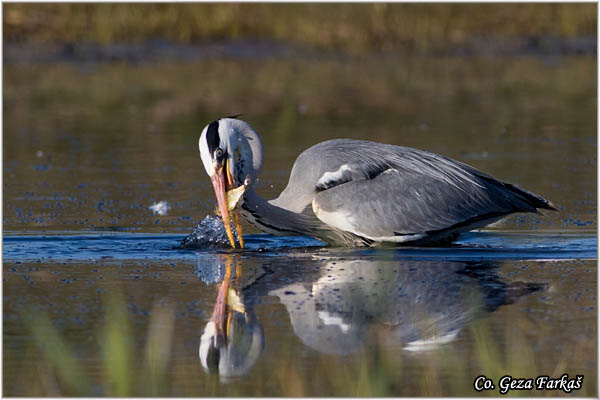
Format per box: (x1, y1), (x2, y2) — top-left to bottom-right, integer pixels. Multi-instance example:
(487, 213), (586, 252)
(199, 118), (555, 247)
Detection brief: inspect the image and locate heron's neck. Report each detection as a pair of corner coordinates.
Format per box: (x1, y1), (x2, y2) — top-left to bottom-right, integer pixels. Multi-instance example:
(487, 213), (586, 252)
(240, 188), (318, 237)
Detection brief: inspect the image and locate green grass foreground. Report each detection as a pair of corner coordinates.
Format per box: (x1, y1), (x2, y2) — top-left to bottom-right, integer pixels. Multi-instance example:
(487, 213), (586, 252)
(4, 3), (596, 52)
(15, 284), (596, 396)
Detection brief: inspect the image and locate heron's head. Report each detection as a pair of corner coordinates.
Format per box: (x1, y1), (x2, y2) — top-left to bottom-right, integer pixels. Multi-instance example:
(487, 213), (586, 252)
(199, 118), (264, 241)
(199, 312), (264, 379)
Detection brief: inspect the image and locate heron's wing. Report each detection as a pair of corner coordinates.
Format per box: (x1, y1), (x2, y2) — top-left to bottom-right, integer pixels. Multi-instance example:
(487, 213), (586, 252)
(311, 161), (547, 242)
(273, 139), (553, 241)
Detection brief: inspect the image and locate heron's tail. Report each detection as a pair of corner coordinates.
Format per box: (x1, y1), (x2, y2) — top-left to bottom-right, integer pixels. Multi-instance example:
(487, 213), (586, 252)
(499, 181), (557, 212)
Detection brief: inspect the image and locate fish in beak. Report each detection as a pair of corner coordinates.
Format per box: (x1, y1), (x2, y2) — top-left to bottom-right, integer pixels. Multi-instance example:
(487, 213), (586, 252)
(210, 158), (246, 249)
(210, 158), (237, 248)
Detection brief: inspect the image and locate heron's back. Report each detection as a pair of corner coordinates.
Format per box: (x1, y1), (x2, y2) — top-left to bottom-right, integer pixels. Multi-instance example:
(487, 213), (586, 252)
(268, 138), (554, 245)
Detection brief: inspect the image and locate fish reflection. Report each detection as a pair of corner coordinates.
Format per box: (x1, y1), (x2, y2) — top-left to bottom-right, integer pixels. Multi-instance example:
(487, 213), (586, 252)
(198, 254), (545, 377)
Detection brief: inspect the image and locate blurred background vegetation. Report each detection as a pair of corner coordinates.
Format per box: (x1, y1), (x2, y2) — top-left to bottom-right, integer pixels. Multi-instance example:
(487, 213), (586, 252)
(4, 3), (596, 52)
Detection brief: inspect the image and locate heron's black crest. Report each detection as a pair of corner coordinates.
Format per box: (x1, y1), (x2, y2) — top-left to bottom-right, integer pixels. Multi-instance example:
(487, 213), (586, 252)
(206, 120), (220, 154)
(223, 113), (244, 119)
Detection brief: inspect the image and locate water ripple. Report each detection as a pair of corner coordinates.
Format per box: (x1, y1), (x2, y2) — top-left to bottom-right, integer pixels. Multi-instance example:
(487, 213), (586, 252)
(2, 231), (596, 262)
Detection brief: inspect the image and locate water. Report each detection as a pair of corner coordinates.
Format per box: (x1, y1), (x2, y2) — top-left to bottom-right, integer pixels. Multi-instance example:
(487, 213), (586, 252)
(3, 43), (597, 396)
(3, 232), (597, 395)
(2, 231), (597, 262)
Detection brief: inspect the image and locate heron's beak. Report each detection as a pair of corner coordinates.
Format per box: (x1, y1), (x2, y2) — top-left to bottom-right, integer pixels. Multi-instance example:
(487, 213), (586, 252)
(211, 160), (237, 248)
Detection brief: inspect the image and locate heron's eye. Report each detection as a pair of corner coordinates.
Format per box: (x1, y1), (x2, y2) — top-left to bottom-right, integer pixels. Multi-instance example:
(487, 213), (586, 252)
(215, 148), (224, 159)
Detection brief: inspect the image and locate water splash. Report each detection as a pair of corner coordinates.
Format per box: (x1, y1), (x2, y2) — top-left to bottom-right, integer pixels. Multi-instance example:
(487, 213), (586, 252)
(178, 215), (239, 249)
(149, 201), (170, 216)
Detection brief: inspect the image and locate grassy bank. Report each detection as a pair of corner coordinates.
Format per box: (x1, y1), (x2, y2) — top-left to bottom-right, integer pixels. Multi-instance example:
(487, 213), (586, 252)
(4, 3), (596, 52)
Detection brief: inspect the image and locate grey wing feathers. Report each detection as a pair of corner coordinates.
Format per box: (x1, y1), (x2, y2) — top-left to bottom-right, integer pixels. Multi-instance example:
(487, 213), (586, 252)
(313, 171), (521, 240)
(299, 139), (554, 240)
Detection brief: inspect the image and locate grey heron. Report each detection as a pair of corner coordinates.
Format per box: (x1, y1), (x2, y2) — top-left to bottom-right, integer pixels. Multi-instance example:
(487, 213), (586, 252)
(199, 117), (555, 248)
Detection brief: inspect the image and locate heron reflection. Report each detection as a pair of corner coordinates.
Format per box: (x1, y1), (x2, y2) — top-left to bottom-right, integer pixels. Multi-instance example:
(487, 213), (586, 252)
(267, 258), (544, 354)
(198, 255), (264, 379)
(198, 254), (545, 378)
